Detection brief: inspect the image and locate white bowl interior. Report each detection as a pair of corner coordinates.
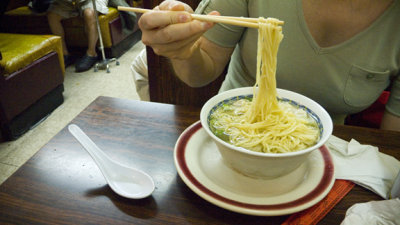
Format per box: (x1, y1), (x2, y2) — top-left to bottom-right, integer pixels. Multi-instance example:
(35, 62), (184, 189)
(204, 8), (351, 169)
(200, 87), (333, 157)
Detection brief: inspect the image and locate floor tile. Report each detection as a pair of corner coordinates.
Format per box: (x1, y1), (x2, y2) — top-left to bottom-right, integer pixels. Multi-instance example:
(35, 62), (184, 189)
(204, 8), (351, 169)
(0, 163), (18, 185)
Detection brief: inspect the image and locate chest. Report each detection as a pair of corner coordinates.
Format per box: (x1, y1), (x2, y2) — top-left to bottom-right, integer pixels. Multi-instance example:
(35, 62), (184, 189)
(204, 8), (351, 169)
(302, 0), (394, 47)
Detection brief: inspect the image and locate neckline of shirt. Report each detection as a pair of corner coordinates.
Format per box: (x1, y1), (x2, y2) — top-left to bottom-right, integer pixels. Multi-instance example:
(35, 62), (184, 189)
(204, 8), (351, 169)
(295, 0), (397, 55)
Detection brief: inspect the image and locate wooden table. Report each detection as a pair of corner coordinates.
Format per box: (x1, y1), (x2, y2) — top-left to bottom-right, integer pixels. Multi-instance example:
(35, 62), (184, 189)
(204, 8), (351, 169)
(1, 96), (399, 224)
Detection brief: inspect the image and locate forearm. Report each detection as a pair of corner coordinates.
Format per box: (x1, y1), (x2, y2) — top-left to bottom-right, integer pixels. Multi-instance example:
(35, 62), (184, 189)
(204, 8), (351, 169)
(170, 37), (233, 87)
(170, 42), (216, 87)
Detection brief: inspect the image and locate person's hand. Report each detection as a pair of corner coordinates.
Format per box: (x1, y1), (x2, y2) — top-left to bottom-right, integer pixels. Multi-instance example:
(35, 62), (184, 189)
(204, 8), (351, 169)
(139, 0), (219, 60)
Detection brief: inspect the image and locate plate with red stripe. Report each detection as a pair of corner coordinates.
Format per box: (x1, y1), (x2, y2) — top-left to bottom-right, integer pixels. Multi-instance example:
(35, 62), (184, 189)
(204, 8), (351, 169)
(174, 121), (335, 216)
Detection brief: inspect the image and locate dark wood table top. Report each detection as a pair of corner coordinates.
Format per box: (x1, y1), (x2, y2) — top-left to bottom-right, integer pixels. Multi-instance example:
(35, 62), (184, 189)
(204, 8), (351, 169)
(1, 96), (399, 224)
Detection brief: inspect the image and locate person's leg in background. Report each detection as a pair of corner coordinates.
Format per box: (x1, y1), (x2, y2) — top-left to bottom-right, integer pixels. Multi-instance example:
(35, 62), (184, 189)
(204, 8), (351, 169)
(83, 8), (98, 57)
(47, 0), (77, 68)
(47, 12), (69, 55)
(74, 7), (99, 72)
(75, 0), (109, 72)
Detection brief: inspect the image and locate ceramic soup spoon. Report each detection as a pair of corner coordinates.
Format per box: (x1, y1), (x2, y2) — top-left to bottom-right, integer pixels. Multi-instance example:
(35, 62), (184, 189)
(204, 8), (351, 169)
(68, 124), (155, 199)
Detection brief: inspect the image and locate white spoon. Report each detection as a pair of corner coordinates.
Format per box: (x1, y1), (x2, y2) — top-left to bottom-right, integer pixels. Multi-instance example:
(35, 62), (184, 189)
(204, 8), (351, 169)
(68, 124), (155, 199)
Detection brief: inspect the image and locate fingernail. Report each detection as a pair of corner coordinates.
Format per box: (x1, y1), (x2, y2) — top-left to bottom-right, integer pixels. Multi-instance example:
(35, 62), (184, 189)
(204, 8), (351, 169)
(179, 14), (189, 22)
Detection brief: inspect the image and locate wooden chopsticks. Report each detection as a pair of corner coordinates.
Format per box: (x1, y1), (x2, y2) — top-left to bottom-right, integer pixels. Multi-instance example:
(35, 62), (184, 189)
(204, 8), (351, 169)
(117, 6), (283, 29)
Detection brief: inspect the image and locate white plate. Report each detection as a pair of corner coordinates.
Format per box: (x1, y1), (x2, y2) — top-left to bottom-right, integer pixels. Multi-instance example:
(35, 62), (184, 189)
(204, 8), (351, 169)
(174, 121), (335, 216)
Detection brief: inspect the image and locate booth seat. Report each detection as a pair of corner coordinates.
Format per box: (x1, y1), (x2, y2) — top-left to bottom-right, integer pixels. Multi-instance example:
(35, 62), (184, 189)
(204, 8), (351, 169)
(0, 33), (64, 141)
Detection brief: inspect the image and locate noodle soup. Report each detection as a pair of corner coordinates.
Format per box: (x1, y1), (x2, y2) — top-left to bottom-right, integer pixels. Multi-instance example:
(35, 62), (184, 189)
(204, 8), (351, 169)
(200, 87), (333, 179)
(204, 17), (323, 155)
(208, 95), (322, 153)
(199, 17), (332, 178)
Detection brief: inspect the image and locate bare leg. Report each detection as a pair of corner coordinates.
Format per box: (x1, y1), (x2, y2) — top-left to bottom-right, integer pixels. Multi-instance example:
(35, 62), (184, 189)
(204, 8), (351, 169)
(82, 8), (98, 57)
(47, 12), (69, 56)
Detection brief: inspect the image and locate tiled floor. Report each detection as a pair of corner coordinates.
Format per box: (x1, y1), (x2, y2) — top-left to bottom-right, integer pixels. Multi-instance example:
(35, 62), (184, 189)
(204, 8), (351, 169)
(0, 163), (18, 184)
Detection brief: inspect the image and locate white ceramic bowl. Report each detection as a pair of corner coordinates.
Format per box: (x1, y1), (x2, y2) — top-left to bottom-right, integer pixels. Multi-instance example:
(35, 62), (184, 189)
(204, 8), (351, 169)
(200, 87), (333, 179)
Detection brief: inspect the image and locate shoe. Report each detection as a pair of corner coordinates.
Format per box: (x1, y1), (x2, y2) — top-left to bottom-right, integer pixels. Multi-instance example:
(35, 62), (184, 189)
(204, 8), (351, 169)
(75, 54), (98, 72)
(63, 55), (76, 68)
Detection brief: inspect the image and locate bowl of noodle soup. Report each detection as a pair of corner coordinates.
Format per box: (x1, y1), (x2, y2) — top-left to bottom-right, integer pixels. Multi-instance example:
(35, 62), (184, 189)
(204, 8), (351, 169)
(200, 17), (332, 178)
(200, 87), (333, 179)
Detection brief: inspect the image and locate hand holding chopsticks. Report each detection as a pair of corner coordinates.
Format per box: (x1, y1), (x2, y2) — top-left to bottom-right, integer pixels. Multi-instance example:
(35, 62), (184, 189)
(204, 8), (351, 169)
(117, 6), (283, 29)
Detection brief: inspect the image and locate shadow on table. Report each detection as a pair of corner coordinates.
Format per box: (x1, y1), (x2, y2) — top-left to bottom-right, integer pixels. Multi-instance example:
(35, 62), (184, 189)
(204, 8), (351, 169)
(85, 185), (158, 219)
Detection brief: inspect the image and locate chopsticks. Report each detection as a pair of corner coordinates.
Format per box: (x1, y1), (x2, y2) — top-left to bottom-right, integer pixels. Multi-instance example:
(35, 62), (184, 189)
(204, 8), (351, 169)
(117, 6), (283, 29)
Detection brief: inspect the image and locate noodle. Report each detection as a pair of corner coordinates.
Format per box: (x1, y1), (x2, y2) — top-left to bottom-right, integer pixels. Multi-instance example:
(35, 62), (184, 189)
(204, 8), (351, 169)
(209, 17), (319, 153)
